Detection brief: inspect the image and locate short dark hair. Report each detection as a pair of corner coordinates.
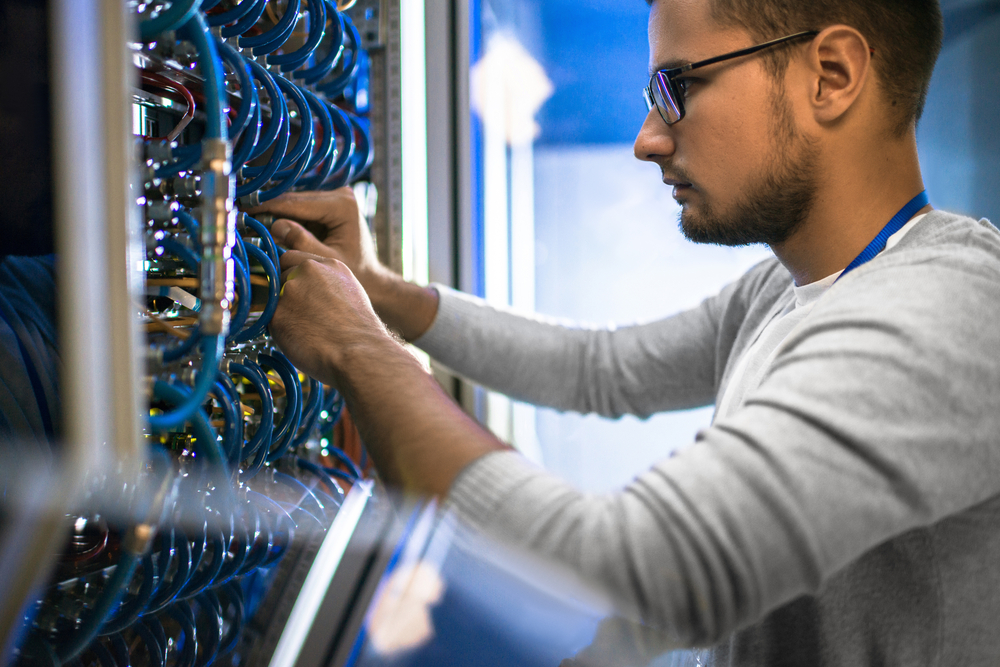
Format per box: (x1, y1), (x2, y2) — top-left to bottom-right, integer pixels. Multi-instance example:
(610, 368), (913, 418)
(647, 0), (943, 136)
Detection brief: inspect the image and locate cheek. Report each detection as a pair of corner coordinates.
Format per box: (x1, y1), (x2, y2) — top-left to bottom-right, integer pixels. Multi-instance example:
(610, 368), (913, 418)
(688, 84), (776, 195)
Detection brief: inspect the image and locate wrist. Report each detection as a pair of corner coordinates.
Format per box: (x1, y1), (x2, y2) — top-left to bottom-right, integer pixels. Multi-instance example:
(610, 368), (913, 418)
(367, 272), (440, 342)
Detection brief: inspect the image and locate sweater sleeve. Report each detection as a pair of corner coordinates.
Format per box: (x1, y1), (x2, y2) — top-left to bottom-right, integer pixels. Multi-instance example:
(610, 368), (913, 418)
(447, 251), (1000, 645)
(414, 260), (784, 418)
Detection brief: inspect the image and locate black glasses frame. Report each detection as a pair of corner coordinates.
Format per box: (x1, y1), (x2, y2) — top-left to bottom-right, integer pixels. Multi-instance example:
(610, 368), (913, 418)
(643, 30), (821, 126)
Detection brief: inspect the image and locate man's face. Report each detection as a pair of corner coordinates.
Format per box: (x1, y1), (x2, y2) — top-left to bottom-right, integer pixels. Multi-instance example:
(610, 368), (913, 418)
(635, 0), (819, 247)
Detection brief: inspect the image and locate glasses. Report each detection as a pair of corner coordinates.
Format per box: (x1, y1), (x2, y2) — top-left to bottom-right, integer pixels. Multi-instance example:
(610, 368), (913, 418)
(643, 30), (820, 126)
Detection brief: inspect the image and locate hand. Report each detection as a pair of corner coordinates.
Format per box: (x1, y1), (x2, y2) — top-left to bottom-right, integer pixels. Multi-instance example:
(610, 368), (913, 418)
(246, 188), (390, 297)
(270, 249), (395, 385)
(246, 188), (439, 341)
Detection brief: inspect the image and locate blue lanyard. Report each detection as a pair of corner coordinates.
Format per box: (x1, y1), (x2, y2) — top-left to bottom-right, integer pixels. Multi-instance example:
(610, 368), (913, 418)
(837, 190), (929, 281)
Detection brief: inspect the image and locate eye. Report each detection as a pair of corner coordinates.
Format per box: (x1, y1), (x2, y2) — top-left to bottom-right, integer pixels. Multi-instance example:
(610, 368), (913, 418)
(673, 77), (696, 98)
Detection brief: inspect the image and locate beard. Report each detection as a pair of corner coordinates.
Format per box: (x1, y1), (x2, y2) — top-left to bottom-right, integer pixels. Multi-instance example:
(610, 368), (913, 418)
(678, 88), (820, 247)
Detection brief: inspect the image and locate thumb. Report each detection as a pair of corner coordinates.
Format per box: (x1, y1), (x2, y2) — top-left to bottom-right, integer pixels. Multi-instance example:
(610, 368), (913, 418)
(271, 218), (336, 257)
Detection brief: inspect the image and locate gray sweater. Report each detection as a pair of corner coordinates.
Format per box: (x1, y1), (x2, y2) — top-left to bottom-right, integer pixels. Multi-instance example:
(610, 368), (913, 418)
(414, 210), (1000, 665)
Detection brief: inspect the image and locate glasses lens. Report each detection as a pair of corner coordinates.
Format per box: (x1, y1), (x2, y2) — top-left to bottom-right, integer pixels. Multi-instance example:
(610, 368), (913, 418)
(643, 87), (655, 113)
(653, 72), (683, 124)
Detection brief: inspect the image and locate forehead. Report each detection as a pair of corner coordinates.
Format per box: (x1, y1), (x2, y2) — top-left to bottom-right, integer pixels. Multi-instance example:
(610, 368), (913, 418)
(648, 0), (751, 71)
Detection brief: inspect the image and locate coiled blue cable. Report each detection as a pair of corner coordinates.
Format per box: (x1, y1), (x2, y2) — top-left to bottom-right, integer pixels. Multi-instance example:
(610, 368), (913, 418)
(240, 0), (301, 54)
(269, 0), (326, 71)
(301, 90), (336, 174)
(272, 472), (327, 525)
(226, 253), (252, 343)
(297, 457), (345, 503)
(209, 379), (241, 467)
(301, 103), (353, 190)
(232, 100), (262, 174)
(175, 209), (201, 251)
(290, 378), (322, 449)
(156, 236), (200, 272)
(206, 0), (260, 27)
(229, 244), (279, 344)
(258, 352), (303, 463)
(146, 531), (192, 613)
(177, 529), (227, 599)
(251, 81), (316, 203)
(139, 0), (202, 42)
(246, 61), (287, 162)
(221, 0), (269, 38)
(99, 553), (155, 635)
(133, 618), (166, 667)
(155, 143), (201, 179)
(148, 337), (223, 435)
(165, 603), (198, 667)
(324, 446), (362, 482)
(229, 360), (274, 463)
(178, 13), (227, 141)
(297, 1), (345, 84)
(55, 550), (142, 663)
(216, 38), (257, 139)
(317, 15), (361, 98)
(243, 215), (280, 269)
(216, 581), (245, 656)
(192, 592), (223, 666)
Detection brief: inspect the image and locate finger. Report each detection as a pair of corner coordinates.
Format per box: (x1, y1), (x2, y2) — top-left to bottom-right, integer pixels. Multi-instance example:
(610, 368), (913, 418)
(244, 190), (354, 224)
(271, 218), (335, 257)
(279, 249), (322, 272)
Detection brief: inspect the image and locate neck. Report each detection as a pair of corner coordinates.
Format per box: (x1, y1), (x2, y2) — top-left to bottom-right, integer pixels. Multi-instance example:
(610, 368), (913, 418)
(769, 134), (929, 286)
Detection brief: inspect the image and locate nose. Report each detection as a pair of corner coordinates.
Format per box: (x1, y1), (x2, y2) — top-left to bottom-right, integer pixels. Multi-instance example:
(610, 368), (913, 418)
(633, 108), (676, 163)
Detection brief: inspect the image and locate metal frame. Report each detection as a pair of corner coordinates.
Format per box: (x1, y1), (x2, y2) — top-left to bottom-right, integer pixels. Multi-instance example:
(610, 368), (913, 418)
(0, 0), (143, 661)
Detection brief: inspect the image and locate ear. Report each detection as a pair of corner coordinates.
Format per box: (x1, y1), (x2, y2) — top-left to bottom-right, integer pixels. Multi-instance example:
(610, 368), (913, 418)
(802, 25), (873, 125)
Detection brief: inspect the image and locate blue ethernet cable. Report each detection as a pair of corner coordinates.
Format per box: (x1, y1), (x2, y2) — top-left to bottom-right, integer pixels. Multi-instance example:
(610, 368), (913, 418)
(290, 378), (323, 449)
(216, 38), (257, 139)
(229, 244), (279, 344)
(221, 0), (269, 38)
(99, 553), (155, 635)
(229, 359), (274, 463)
(297, 457), (345, 503)
(209, 379), (241, 467)
(257, 352), (303, 463)
(269, 0), (327, 71)
(301, 89), (337, 174)
(231, 100), (261, 173)
(133, 618), (166, 667)
(246, 60), (288, 162)
(175, 209), (201, 251)
(272, 472), (327, 525)
(240, 0), (301, 54)
(298, 1), (345, 84)
(226, 253), (252, 343)
(317, 15), (362, 98)
(164, 604), (198, 667)
(177, 13), (227, 141)
(206, 0), (260, 27)
(301, 102), (354, 190)
(156, 236), (200, 273)
(177, 529), (227, 599)
(146, 532), (192, 613)
(148, 337), (223, 435)
(54, 550), (142, 663)
(242, 215), (280, 269)
(139, 0), (202, 42)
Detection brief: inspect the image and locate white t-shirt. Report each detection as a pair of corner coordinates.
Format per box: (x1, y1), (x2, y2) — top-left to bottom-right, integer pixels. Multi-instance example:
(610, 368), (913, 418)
(714, 213), (928, 421)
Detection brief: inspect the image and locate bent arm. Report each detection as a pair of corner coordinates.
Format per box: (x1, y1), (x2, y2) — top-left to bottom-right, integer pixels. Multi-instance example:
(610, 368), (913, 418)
(414, 258), (785, 418)
(446, 261), (1000, 643)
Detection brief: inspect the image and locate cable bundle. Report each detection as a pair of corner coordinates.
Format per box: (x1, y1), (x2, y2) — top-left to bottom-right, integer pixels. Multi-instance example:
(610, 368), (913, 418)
(16, 2), (374, 665)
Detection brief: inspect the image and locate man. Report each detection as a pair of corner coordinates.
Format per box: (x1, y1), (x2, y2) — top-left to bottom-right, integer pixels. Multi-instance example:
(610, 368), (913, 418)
(251, 0), (1000, 663)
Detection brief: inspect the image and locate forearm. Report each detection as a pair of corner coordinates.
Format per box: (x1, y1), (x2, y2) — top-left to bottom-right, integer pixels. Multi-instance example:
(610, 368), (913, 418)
(327, 333), (506, 495)
(365, 270), (440, 342)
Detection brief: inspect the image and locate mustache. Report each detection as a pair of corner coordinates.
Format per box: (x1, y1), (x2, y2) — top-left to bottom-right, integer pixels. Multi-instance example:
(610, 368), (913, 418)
(660, 165), (693, 185)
